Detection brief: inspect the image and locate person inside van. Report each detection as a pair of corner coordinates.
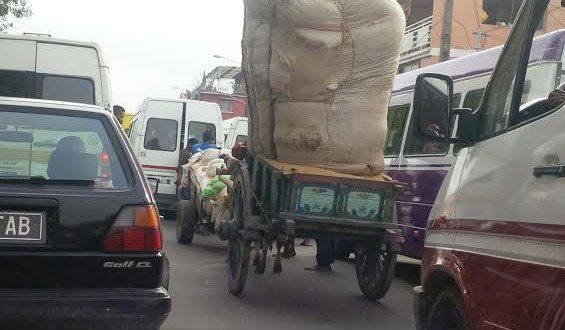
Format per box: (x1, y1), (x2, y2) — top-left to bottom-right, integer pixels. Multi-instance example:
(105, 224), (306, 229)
(191, 130), (217, 154)
(548, 86), (565, 109)
(113, 105), (125, 125)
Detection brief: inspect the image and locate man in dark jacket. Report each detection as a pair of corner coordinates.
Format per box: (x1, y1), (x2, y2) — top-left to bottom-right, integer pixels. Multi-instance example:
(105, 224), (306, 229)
(177, 138), (198, 201)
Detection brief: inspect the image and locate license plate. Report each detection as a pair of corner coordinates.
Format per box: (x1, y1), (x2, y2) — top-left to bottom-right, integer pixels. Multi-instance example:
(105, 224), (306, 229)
(0, 212), (45, 244)
(159, 178), (172, 185)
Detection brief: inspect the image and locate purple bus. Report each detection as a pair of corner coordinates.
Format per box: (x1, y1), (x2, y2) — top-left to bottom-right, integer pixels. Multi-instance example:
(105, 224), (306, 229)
(336, 29), (565, 260)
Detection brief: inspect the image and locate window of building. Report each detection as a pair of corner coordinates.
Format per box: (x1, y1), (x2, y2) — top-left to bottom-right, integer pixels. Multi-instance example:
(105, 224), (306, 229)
(398, 61), (421, 74)
(144, 118), (178, 152)
(218, 99), (233, 113)
(483, 0), (525, 25)
(41, 75), (95, 105)
(384, 104), (410, 157)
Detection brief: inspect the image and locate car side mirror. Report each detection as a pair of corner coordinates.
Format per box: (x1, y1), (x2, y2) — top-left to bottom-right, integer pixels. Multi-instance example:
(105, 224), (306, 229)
(413, 73), (453, 141)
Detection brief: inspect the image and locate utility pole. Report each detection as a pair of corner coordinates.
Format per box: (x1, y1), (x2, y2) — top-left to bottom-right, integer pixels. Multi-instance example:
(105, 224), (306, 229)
(439, 0), (454, 62)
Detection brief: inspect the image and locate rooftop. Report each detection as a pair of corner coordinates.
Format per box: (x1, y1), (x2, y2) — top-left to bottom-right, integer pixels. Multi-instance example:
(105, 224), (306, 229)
(206, 66), (241, 80)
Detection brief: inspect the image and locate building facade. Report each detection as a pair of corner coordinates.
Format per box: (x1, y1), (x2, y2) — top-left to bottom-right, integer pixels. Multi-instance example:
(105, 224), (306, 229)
(399, 0), (565, 73)
(192, 66), (247, 120)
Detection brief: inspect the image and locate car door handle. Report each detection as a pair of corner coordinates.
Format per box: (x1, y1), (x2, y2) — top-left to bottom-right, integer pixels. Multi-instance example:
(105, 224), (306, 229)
(533, 164), (565, 177)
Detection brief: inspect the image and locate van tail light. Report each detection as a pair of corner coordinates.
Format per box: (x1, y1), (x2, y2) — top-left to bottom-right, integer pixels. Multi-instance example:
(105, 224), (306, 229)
(103, 206), (162, 252)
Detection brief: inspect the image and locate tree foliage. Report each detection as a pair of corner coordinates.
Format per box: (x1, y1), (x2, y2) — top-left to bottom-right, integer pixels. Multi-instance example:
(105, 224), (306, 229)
(0, 0), (31, 32)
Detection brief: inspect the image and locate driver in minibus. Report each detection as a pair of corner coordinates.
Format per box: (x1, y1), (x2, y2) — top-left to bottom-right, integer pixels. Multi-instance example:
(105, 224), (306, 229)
(548, 87), (565, 109)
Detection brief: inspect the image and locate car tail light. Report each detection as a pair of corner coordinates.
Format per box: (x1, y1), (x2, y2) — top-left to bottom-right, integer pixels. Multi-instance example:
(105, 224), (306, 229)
(103, 206), (162, 252)
(101, 149), (111, 178)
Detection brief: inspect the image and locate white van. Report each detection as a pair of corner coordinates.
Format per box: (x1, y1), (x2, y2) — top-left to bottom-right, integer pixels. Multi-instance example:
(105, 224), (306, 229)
(128, 98), (223, 211)
(223, 116), (248, 149)
(412, 1), (565, 328)
(0, 33), (111, 110)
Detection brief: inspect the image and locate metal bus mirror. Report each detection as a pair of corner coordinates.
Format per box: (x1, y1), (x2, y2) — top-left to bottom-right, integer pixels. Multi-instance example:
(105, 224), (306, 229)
(413, 73), (454, 140)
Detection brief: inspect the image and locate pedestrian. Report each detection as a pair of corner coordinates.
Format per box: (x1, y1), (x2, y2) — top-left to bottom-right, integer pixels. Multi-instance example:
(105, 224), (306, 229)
(304, 236), (335, 272)
(177, 138), (199, 201)
(192, 130), (217, 154)
(113, 105), (126, 125)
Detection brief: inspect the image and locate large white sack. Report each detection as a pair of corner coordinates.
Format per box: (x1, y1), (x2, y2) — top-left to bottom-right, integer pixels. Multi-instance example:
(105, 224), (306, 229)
(243, 0), (405, 175)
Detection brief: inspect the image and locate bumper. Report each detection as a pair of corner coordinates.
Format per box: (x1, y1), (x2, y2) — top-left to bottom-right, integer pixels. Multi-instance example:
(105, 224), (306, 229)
(0, 287), (170, 325)
(413, 285), (426, 330)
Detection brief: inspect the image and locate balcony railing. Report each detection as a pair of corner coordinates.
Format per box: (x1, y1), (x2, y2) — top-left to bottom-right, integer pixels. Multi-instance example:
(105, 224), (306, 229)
(233, 83), (246, 94)
(400, 16), (433, 62)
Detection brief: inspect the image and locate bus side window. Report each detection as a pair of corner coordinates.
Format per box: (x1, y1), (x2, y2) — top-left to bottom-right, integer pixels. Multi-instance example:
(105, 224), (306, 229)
(454, 88), (485, 154)
(384, 104), (410, 157)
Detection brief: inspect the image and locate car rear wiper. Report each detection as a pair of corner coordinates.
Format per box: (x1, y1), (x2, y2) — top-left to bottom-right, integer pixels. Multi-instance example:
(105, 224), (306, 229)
(0, 175), (95, 186)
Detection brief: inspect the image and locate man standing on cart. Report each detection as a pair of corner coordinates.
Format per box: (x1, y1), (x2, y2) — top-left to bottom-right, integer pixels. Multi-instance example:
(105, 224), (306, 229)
(177, 137), (199, 201)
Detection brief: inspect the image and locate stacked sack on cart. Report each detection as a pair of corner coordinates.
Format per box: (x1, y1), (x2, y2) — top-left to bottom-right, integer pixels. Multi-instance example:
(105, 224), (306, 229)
(181, 148), (233, 231)
(243, 0), (405, 176)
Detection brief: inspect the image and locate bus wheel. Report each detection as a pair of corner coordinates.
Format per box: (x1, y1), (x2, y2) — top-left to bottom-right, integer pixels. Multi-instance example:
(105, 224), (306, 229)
(425, 287), (470, 330)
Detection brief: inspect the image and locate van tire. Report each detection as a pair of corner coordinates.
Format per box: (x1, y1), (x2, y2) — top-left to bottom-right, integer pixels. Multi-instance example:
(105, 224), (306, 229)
(176, 200), (195, 244)
(424, 287), (470, 330)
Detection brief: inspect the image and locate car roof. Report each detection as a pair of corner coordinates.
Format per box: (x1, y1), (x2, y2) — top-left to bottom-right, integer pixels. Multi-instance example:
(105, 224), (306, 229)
(0, 97), (110, 115)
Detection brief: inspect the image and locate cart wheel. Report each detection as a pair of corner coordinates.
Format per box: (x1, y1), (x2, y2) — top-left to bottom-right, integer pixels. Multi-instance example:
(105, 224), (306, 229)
(227, 233), (251, 296)
(176, 200), (196, 244)
(355, 244), (397, 301)
(227, 167), (252, 295)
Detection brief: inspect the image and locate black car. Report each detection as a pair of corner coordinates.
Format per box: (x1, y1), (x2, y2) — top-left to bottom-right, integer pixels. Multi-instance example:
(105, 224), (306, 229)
(0, 97), (171, 329)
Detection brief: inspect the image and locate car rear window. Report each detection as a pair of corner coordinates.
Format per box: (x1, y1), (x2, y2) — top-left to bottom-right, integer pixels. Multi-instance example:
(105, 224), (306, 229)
(0, 109), (128, 188)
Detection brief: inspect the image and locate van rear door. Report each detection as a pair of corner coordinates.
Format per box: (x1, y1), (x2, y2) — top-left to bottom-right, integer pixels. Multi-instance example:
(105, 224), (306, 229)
(184, 101), (223, 149)
(138, 100), (183, 196)
(35, 42), (101, 106)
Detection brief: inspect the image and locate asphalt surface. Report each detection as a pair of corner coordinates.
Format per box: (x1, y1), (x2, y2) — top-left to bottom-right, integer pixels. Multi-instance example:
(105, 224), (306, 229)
(160, 220), (420, 330)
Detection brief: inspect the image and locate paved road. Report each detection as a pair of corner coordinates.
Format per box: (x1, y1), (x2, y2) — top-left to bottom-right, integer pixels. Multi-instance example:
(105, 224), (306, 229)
(160, 220), (420, 330)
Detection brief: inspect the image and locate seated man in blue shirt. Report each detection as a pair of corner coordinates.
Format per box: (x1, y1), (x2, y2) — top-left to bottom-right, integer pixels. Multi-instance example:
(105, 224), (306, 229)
(192, 130), (218, 154)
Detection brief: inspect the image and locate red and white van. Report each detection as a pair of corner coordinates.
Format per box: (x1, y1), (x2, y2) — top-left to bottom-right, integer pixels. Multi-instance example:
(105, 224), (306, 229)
(411, 0), (565, 329)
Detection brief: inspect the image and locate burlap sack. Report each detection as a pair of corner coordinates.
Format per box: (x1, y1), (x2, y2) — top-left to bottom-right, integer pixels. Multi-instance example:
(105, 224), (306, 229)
(243, 0), (405, 175)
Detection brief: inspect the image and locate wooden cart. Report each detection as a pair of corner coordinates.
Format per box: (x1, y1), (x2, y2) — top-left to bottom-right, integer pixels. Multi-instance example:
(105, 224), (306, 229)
(176, 165), (227, 244)
(217, 151), (403, 301)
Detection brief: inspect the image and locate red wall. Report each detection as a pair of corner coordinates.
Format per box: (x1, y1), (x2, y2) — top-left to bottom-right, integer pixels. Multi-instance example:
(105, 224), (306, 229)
(199, 92), (247, 120)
